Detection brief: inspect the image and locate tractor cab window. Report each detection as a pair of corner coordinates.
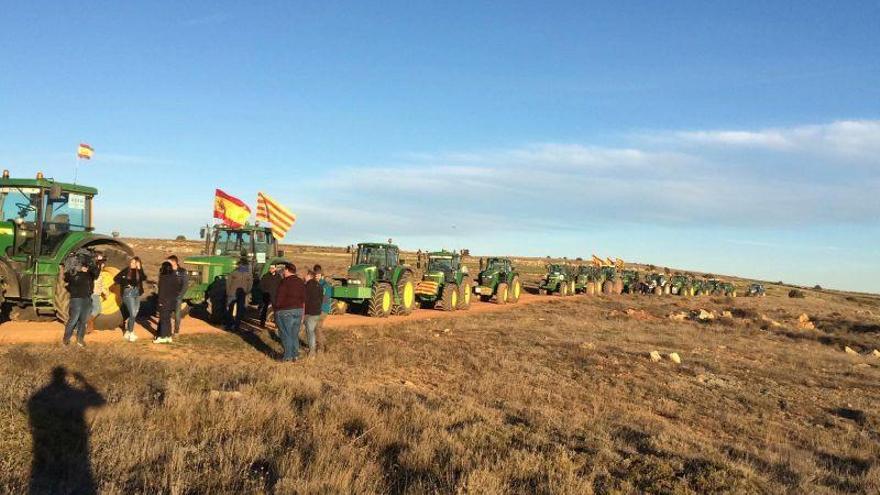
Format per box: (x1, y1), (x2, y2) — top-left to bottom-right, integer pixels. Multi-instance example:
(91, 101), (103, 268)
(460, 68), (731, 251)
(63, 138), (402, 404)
(214, 230), (253, 257)
(357, 245), (388, 267)
(1, 187), (41, 256)
(428, 257), (454, 272)
(486, 258), (506, 270)
(41, 192), (90, 255)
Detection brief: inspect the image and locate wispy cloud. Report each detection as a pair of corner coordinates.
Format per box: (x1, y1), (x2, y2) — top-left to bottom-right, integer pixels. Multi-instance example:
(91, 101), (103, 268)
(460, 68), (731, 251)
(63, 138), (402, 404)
(290, 119), (880, 240)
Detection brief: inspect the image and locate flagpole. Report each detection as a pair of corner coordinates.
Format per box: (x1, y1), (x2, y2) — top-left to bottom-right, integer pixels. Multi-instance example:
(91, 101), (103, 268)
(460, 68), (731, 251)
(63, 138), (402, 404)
(74, 155), (79, 184)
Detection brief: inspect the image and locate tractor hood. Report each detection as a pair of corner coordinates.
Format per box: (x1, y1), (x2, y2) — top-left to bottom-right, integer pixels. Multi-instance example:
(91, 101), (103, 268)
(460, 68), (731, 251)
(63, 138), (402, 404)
(347, 264), (377, 284)
(423, 271), (447, 284)
(184, 255), (235, 269)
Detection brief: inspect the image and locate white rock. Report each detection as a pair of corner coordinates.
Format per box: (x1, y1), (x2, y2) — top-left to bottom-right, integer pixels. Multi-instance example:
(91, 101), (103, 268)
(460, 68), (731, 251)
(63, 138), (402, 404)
(844, 346), (858, 355)
(649, 350), (662, 362)
(669, 352), (682, 364)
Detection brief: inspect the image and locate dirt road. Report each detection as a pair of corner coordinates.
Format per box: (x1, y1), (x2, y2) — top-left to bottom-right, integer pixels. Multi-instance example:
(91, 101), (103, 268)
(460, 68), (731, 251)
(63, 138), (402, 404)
(0, 293), (545, 345)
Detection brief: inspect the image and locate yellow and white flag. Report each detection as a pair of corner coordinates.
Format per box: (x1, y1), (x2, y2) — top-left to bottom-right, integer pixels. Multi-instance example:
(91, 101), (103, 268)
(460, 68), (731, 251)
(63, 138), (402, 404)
(256, 192), (296, 240)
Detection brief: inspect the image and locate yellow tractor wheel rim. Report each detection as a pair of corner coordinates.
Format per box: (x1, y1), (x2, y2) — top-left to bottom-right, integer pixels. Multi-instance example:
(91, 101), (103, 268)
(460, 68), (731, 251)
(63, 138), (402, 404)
(99, 266), (122, 315)
(500, 287), (507, 301)
(465, 288), (471, 304)
(403, 282), (414, 308)
(382, 291), (391, 312)
(514, 282), (521, 298)
(451, 290), (458, 308)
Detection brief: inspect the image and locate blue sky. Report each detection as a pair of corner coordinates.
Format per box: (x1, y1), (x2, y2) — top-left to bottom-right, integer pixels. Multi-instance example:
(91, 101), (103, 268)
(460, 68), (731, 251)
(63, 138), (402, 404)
(1, 1), (878, 292)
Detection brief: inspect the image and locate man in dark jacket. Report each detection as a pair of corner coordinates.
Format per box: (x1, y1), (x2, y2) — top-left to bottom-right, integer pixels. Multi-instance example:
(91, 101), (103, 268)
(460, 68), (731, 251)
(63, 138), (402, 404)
(63, 264), (98, 347)
(258, 264), (281, 328)
(225, 259), (253, 331)
(166, 255), (189, 335)
(273, 263), (305, 362)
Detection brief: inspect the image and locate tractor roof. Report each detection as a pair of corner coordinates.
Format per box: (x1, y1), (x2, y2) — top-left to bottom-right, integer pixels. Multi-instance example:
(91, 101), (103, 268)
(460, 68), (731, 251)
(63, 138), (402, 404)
(427, 250), (455, 257)
(0, 177), (98, 195)
(358, 242), (397, 249)
(215, 224), (273, 233)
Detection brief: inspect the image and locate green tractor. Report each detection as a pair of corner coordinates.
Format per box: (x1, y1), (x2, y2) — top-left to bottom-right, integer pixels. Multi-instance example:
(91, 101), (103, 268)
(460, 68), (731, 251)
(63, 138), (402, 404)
(746, 283), (766, 297)
(475, 257), (522, 304)
(331, 242), (416, 317)
(668, 274), (696, 296)
(0, 171), (134, 328)
(538, 263), (576, 296)
(619, 269), (641, 294)
(183, 224), (287, 321)
(643, 273), (669, 295)
(702, 279), (737, 297)
(414, 250), (472, 311)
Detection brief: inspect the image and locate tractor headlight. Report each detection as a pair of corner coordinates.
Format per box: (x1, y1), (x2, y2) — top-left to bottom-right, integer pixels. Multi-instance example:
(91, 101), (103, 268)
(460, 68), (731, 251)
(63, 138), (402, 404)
(349, 279), (362, 285)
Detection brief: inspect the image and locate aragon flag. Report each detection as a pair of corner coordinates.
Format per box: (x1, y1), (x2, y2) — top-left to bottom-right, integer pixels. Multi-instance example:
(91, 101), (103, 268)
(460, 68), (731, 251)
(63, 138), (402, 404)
(256, 192), (296, 240)
(213, 189), (251, 228)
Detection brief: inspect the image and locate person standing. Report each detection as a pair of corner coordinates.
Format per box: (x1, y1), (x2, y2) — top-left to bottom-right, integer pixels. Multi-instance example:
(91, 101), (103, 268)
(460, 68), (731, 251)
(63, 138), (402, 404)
(303, 270), (324, 358)
(225, 259), (253, 331)
(315, 264), (333, 352)
(166, 255), (189, 335)
(155, 261), (182, 344)
(62, 263), (97, 347)
(114, 257), (146, 342)
(86, 254), (106, 334)
(258, 264), (281, 328)
(273, 263), (305, 362)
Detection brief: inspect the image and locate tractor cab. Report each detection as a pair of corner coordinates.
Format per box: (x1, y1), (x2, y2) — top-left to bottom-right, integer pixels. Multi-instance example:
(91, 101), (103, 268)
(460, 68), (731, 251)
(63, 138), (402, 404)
(351, 242), (402, 282)
(0, 178), (94, 260)
(184, 225), (285, 306)
(422, 251), (464, 283)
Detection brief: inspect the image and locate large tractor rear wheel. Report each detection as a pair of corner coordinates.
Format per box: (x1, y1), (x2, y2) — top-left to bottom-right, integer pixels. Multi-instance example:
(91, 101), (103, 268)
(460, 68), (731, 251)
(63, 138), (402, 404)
(393, 272), (415, 316)
(367, 283), (393, 317)
(586, 283), (595, 296)
(439, 283), (458, 311)
(602, 280), (614, 294)
(457, 277), (471, 310)
(614, 279), (624, 295)
(653, 285), (663, 296)
(559, 282), (568, 297)
(594, 281), (603, 294)
(496, 282), (509, 304)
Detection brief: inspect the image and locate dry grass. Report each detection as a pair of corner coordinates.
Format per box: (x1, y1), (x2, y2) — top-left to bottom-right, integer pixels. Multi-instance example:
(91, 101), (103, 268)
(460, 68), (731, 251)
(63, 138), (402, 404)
(1, 282), (879, 493)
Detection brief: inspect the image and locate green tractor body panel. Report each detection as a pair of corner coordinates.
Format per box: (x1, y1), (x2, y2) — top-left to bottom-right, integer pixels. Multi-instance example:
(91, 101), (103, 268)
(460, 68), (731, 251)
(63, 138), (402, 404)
(183, 225), (285, 305)
(0, 174), (133, 326)
(620, 269), (641, 292)
(668, 274), (693, 295)
(747, 283), (766, 296)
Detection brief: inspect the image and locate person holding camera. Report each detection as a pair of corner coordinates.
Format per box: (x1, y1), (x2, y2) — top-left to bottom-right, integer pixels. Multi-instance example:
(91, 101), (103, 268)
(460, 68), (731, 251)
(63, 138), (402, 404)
(62, 262), (98, 347)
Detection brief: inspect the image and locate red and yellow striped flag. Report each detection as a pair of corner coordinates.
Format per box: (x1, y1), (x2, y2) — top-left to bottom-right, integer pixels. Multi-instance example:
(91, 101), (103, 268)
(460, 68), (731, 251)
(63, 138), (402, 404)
(214, 189), (251, 228)
(77, 143), (94, 160)
(256, 192), (296, 240)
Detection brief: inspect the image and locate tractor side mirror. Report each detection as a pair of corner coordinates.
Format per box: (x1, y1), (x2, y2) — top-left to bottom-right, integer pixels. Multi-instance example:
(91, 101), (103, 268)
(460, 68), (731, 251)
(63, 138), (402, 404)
(49, 184), (63, 201)
(199, 227), (206, 239)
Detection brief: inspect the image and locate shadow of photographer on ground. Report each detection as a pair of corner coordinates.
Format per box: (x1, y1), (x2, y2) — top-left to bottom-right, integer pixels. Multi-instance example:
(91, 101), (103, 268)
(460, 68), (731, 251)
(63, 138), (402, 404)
(27, 366), (106, 495)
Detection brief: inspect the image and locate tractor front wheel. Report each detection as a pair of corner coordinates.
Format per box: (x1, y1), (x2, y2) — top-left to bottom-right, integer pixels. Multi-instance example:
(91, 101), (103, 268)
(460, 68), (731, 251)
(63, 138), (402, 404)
(508, 277), (522, 303)
(439, 283), (458, 311)
(602, 281), (614, 294)
(496, 283), (509, 304)
(367, 283), (393, 317)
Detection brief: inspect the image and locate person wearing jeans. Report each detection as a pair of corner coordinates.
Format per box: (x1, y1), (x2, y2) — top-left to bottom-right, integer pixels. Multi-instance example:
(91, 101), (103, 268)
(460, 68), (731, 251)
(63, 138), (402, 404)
(114, 257), (146, 342)
(273, 262), (305, 362)
(303, 270), (324, 357)
(63, 265), (96, 347)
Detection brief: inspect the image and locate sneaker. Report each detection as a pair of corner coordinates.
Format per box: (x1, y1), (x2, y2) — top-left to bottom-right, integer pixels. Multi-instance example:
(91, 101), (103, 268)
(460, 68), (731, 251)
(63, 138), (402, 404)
(128, 332), (138, 342)
(76, 341), (85, 348)
(153, 337), (171, 344)
(123, 331), (131, 341)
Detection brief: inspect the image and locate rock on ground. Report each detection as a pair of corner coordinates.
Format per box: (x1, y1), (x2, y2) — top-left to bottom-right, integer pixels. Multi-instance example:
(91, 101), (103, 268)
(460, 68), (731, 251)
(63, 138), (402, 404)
(649, 350), (662, 362)
(669, 352), (682, 364)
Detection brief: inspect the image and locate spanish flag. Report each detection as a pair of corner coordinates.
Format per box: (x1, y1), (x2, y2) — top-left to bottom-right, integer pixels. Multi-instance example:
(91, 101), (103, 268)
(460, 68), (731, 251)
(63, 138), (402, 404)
(213, 189), (251, 228)
(256, 192), (296, 240)
(77, 143), (94, 160)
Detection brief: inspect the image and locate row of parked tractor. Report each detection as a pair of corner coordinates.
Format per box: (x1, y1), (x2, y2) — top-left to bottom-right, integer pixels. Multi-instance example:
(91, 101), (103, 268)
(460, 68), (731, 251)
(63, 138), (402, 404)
(535, 257), (759, 298)
(326, 244), (766, 318)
